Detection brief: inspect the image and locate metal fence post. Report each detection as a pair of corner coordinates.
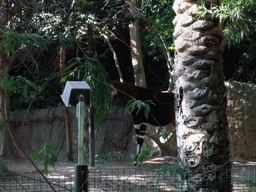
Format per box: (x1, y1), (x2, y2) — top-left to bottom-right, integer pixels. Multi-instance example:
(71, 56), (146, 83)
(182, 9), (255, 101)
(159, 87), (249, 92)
(75, 165), (88, 192)
(77, 95), (85, 165)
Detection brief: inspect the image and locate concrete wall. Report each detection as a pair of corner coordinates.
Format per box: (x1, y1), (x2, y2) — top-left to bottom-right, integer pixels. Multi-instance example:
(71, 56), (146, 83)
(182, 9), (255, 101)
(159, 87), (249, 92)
(1, 80), (255, 161)
(8, 106), (136, 161)
(10, 107), (77, 160)
(226, 81), (256, 159)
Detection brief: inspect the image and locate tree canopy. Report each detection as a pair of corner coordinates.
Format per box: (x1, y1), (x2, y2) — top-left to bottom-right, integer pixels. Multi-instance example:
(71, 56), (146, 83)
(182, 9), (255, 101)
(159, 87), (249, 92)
(0, 0), (255, 116)
(198, 0), (256, 83)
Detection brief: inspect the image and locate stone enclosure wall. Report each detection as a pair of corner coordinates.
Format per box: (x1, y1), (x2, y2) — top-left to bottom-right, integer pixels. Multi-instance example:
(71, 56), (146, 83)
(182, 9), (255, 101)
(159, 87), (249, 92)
(1, 80), (255, 160)
(8, 106), (137, 161)
(226, 81), (256, 159)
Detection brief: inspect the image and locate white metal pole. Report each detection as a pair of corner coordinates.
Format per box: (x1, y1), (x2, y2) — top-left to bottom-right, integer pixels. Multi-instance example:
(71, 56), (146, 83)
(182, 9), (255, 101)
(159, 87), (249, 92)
(77, 94), (85, 165)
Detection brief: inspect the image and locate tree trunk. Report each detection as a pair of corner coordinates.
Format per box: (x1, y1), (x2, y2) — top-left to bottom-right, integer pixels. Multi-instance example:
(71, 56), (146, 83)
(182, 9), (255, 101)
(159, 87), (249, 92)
(173, 0), (231, 191)
(0, 4), (13, 156)
(59, 46), (73, 161)
(129, 0), (146, 87)
(147, 123), (177, 156)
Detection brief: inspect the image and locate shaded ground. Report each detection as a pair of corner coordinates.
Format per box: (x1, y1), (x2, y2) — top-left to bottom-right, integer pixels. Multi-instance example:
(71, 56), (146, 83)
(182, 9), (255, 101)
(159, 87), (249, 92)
(0, 156), (179, 192)
(1, 156), (256, 177)
(1, 156), (256, 191)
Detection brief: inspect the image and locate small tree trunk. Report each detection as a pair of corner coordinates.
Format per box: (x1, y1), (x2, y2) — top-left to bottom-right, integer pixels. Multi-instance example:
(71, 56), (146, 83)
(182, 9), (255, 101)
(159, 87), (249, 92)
(0, 49), (13, 157)
(59, 46), (73, 161)
(173, 0), (231, 191)
(0, 16), (13, 155)
(147, 123), (177, 156)
(129, 0), (146, 87)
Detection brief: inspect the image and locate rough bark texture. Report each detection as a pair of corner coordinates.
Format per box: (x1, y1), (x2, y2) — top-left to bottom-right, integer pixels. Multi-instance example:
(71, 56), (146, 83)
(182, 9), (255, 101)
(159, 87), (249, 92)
(0, 0), (30, 157)
(10, 106), (136, 161)
(173, 0), (231, 191)
(59, 46), (73, 161)
(129, 0), (146, 87)
(146, 123), (177, 157)
(226, 81), (256, 159)
(0, 50), (10, 156)
(0, 2), (11, 156)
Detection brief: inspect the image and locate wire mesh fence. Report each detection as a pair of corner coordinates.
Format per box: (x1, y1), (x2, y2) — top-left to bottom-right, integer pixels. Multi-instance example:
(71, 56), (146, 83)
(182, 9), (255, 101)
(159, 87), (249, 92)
(0, 165), (256, 191)
(88, 168), (179, 191)
(0, 174), (74, 192)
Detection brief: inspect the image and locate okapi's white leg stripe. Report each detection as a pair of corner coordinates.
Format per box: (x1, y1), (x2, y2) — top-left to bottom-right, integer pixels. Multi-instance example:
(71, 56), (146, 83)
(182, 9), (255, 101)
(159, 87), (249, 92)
(134, 124), (140, 129)
(137, 144), (143, 154)
(138, 135), (145, 139)
(137, 144), (140, 154)
(134, 123), (147, 129)
(140, 131), (147, 134)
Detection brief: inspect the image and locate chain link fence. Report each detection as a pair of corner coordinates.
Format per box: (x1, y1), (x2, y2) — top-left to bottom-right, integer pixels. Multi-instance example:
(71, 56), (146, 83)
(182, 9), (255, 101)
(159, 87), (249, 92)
(0, 165), (256, 191)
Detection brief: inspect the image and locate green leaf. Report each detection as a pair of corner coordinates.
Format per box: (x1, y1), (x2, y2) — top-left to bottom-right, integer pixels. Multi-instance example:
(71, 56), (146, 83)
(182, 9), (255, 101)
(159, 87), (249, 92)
(0, 163), (9, 173)
(23, 85), (28, 98)
(130, 101), (137, 112)
(176, 167), (185, 180)
(144, 150), (151, 156)
(0, 120), (8, 132)
(136, 100), (142, 110)
(145, 104), (150, 118)
(124, 99), (135, 115)
(8, 76), (15, 92)
(3, 75), (9, 95)
(172, 157), (179, 165)
(24, 79), (37, 91)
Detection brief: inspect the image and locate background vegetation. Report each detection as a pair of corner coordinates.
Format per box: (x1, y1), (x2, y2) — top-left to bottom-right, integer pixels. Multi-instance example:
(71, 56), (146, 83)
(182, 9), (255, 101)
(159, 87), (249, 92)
(0, 0), (255, 119)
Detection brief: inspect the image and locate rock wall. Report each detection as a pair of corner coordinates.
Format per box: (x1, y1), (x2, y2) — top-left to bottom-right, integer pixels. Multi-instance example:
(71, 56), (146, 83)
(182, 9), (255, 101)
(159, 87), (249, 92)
(2, 80), (256, 161)
(226, 81), (256, 159)
(9, 106), (136, 161)
(10, 107), (77, 160)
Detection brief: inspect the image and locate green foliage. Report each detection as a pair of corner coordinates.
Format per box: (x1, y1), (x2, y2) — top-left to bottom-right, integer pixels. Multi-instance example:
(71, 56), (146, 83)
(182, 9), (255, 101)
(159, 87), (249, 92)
(32, 143), (59, 175)
(94, 151), (121, 164)
(155, 157), (187, 185)
(79, 0), (133, 29)
(11, 0), (77, 45)
(236, 179), (256, 192)
(0, 28), (64, 110)
(0, 120), (9, 132)
(197, 0), (256, 84)
(159, 127), (170, 140)
(0, 28), (47, 56)
(4, 70), (63, 111)
(140, 0), (175, 89)
(197, 0), (256, 48)
(141, 0), (175, 58)
(0, 163), (8, 173)
(124, 99), (153, 119)
(64, 53), (113, 126)
(3, 74), (38, 97)
(135, 149), (151, 167)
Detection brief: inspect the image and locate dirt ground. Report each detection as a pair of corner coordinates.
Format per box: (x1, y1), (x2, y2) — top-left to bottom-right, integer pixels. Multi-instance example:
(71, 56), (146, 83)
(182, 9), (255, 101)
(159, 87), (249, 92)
(0, 156), (177, 178)
(1, 156), (256, 192)
(1, 155), (256, 178)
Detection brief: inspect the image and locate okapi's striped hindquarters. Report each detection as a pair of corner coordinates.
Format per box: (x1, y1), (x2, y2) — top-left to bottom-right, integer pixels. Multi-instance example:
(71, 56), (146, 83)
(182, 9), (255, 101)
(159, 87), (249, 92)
(111, 81), (175, 166)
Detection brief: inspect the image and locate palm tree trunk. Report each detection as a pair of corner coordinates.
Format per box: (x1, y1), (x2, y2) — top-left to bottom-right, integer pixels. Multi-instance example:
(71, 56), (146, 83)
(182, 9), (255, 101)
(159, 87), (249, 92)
(173, 0), (231, 191)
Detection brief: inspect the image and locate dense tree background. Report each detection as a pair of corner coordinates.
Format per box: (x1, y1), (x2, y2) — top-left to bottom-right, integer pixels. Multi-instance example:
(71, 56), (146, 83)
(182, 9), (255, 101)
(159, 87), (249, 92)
(0, 0), (255, 116)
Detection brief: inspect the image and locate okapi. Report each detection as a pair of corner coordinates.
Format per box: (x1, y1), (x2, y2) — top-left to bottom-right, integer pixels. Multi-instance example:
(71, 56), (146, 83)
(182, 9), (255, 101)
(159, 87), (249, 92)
(111, 81), (175, 166)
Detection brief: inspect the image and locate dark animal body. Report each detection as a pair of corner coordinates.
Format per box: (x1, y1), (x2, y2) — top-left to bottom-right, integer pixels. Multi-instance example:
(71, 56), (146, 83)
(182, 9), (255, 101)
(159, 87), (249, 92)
(111, 81), (175, 165)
